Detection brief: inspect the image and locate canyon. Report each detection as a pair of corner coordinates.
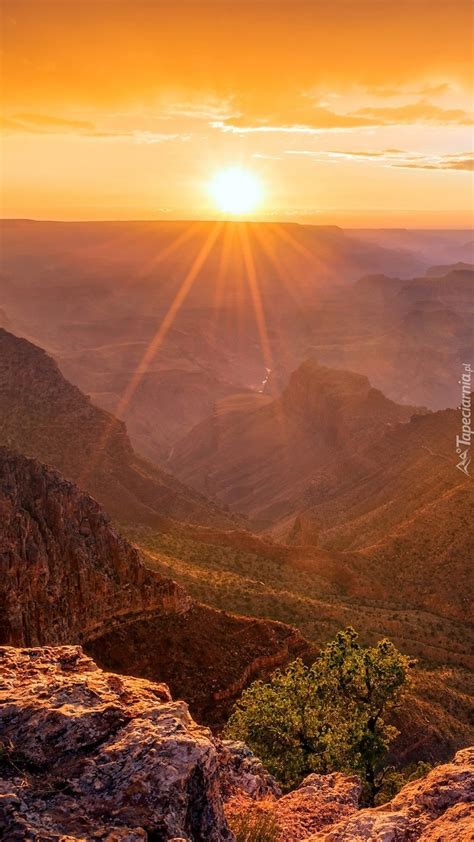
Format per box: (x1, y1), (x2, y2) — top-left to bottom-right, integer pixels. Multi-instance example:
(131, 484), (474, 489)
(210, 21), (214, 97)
(0, 327), (236, 529)
(1, 221), (471, 466)
(0, 219), (472, 839)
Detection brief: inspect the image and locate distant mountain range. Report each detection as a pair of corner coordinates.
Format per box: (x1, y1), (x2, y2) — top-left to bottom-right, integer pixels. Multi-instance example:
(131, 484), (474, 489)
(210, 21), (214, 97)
(2, 220), (469, 463)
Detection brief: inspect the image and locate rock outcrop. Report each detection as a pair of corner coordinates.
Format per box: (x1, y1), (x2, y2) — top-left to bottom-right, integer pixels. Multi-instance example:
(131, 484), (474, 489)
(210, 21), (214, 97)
(0, 646), (232, 841)
(225, 772), (361, 841)
(304, 747), (474, 841)
(0, 447), (190, 647)
(218, 740), (282, 801)
(224, 753), (474, 841)
(0, 448), (310, 726)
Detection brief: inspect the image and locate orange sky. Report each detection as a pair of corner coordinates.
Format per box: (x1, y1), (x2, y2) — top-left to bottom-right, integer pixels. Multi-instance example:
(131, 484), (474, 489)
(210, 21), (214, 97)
(1, 0), (473, 225)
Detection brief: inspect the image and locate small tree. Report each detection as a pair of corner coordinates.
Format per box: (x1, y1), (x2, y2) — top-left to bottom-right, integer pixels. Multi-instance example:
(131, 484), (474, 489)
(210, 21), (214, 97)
(224, 628), (413, 803)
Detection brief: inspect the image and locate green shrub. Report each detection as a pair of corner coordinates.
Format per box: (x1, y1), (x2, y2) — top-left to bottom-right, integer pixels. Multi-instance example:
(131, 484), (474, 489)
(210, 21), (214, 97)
(225, 627), (414, 804)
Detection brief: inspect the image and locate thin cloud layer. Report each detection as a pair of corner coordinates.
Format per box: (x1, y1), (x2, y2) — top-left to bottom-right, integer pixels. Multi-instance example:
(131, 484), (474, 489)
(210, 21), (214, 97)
(213, 100), (473, 135)
(287, 148), (474, 172)
(1, 113), (188, 143)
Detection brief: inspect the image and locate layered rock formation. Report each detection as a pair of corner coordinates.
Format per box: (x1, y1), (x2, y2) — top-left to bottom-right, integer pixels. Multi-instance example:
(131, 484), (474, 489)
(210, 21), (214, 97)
(225, 752), (474, 841)
(0, 448), (309, 725)
(0, 447), (190, 646)
(0, 327), (236, 529)
(1, 646), (472, 841)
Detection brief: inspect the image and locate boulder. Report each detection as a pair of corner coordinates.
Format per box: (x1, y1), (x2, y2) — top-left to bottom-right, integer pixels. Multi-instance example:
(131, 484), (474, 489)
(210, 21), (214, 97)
(0, 646), (232, 841)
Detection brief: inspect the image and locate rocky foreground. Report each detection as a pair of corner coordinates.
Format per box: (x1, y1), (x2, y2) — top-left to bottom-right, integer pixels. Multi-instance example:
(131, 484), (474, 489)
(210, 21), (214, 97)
(1, 647), (472, 841)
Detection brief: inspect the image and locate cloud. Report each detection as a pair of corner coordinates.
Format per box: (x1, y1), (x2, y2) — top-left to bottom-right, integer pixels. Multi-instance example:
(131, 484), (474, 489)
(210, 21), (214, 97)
(252, 153), (282, 160)
(212, 99), (473, 135)
(211, 106), (376, 135)
(15, 113), (96, 130)
(160, 97), (235, 121)
(353, 99), (472, 125)
(0, 113), (188, 143)
(365, 82), (452, 98)
(285, 148), (474, 172)
(394, 154), (474, 171)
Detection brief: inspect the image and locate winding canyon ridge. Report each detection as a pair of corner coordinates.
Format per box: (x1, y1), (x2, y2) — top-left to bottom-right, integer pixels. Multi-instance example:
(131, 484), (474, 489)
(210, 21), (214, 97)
(1, 0), (474, 838)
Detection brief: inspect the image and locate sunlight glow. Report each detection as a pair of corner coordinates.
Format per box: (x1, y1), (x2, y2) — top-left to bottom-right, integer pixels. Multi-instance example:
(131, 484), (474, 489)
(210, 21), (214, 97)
(210, 167), (262, 215)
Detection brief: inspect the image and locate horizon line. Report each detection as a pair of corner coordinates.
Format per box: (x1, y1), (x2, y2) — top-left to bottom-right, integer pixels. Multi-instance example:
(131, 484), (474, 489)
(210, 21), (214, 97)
(1, 217), (473, 232)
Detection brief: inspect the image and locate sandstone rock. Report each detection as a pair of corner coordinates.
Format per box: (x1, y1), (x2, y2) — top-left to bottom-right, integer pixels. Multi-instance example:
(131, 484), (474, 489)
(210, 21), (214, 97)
(0, 646), (233, 841)
(0, 448), (190, 647)
(218, 740), (282, 800)
(0, 448), (310, 729)
(274, 773), (361, 840)
(225, 771), (361, 842)
(305, 747), (474, 841)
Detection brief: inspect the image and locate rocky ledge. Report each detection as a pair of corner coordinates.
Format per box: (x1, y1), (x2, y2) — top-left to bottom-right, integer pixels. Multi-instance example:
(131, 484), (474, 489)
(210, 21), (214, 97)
(0, 448), (191, 647)
(0, 646), (231, 841)
(1, 646), (473, 842)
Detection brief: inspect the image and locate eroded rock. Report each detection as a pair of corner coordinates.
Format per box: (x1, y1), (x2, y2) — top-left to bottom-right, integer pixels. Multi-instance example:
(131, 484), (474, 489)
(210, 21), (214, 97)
(0, 646), (232, 841)
(305, 747), (474, 841)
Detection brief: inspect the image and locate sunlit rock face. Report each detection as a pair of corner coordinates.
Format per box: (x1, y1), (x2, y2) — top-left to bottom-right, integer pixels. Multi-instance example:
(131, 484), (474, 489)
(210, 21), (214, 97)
(223, 752), (474, 841)
(0, 326), (237, 530)
(304, 748), (474, 841)
(0, 646), (232, 841)
(0, 447), (191, 647)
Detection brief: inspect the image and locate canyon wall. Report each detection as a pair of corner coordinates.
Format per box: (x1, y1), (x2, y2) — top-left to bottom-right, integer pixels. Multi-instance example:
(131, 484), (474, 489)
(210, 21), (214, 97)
(0, 448), (191, 646)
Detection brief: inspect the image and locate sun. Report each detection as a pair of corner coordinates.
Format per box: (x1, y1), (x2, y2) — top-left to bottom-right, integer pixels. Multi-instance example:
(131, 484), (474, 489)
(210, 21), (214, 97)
(209, 167), (262, 215)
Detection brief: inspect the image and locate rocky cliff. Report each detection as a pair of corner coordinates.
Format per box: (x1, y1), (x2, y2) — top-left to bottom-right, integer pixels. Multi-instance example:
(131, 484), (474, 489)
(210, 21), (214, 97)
(0, 646), (231, 841)
(1, 646), (472, 841)
(0, 447), (190, 647)
(225, 750), (474, 840)
(0, 448), (309, 725)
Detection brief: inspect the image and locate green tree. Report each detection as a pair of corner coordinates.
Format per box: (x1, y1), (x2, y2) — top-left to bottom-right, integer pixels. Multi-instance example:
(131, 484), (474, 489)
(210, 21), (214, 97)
(224, 628), (414, 803)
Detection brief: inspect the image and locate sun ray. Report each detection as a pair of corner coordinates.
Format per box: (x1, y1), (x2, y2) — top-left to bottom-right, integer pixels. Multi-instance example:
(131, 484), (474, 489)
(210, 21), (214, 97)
(238, 223), (273, 372)
(271, 222), (326, 277)
(79, 222), (222, 484)
(134, 221), (203, 282)
(209, 222), (234, 345)
(253, 224), (306, 310)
